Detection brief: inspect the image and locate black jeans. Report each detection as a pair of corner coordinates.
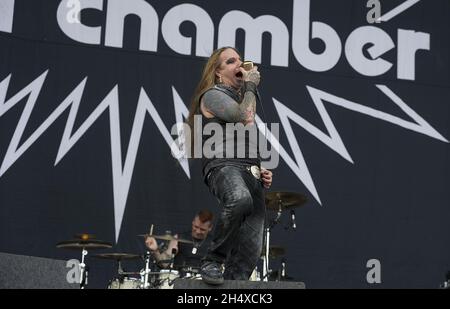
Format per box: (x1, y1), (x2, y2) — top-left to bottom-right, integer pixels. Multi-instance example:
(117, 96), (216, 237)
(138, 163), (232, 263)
(204, 165), (265, 280)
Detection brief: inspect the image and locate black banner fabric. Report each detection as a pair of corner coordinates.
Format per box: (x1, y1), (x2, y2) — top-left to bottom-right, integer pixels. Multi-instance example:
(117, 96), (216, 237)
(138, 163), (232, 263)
(1, 0), (449, 288)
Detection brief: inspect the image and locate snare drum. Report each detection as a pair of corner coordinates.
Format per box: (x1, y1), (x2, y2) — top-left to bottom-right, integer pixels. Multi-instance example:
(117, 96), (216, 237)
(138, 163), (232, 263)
(158, 270), (179, 289)
(108, 277), (141, 289)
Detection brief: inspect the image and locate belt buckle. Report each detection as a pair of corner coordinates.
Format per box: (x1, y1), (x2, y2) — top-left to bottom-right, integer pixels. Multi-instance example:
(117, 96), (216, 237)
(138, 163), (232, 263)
(249, 165), (261, 180)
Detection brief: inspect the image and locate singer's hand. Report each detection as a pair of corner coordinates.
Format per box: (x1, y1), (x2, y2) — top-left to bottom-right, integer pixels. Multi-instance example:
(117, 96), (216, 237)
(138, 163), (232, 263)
(240, 66), (260, 86)
(261, 167), (272, 189)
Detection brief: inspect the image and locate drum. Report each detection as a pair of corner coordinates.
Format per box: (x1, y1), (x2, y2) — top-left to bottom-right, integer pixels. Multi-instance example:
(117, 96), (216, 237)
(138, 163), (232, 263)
(108, 277), (141, 289)
(157, 270), (179, 289)
(184, 272), (202, 280)
(181, 266), (202, 280)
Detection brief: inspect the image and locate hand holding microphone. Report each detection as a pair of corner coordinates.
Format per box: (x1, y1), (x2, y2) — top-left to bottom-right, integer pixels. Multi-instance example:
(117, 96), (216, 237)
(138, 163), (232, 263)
(240, 61), (260, 86)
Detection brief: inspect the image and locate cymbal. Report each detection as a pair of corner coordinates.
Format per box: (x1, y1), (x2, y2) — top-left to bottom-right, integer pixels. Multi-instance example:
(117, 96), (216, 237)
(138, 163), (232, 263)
(56, 239), (113, 250)
(265, 191), (307, 210)
(138, 234), (194, 244)
(93, 253), (141, 261)
(261, 246), (286, 258)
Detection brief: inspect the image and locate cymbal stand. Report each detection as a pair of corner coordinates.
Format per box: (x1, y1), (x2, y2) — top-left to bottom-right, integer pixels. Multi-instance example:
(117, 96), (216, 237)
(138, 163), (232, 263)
(262, 230), (269, 282)
(141, 251), (152, 289)
(262, 201), (283, 281)
(281, 258), (286, 280)
(79, 248), (88, 289)
(117, 260), (126, 277)
(141, 224), (154, 289)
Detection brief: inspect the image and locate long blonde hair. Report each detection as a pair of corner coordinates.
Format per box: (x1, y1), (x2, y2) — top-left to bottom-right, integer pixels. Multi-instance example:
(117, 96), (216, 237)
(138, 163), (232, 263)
(187, 46), (238, 129)
(186, 47), (239, 153)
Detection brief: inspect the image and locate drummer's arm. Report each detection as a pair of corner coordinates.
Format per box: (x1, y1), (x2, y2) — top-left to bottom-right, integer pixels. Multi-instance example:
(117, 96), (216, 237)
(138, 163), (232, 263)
(158, 239), (178, 266)
(146, 236), (178, 267)
(155, 250), (171, 268)
(145, 236), (168, 263)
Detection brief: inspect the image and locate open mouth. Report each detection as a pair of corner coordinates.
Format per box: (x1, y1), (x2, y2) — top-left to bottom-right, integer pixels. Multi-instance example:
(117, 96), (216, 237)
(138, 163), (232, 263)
(235, 71), (243, 78)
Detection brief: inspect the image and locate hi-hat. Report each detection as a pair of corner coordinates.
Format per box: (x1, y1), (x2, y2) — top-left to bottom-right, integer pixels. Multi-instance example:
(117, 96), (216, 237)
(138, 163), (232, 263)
(56, 239), (113, 250)
(138, 233), (194, 244)
(265, 192), (307, 210)
(93, 253), (141, 261)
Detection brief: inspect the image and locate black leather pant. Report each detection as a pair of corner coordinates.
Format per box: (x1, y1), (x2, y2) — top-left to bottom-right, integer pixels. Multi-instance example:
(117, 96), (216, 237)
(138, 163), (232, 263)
(204, 165), (265, 280)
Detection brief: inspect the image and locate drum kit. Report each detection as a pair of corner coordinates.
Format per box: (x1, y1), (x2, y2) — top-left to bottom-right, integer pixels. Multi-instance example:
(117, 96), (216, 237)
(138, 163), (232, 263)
(56, 234), (113, 289)
(56, 232), (197, 289)
(56, 191), (307, 288)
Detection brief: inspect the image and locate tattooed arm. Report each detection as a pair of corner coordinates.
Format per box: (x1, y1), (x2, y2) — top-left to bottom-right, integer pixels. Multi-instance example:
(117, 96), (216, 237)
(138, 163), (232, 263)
(201, 89), (256, 124)
(240, 91), (257, 125)
(237, 67), (260, 124)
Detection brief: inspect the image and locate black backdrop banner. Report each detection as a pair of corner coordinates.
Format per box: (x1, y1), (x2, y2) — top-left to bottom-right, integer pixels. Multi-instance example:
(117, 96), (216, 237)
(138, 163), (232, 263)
(1, 0), (449, 288)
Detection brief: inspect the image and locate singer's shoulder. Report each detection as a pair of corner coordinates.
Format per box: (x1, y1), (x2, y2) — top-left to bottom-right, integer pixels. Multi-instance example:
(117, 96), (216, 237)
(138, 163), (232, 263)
(203, 88), (237, 103)
(204, 87), (229, 98)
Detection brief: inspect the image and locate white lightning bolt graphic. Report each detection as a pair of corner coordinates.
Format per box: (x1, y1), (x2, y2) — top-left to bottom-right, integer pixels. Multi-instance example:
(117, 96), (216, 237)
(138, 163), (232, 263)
(1, 71), (448, 238)
(256, 84), (448, 205)
(378, 0), (421, 22)
(0, 71), (190, 241)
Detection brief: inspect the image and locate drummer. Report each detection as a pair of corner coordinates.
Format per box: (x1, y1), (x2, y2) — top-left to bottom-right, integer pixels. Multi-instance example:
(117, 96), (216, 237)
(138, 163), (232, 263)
(145, 210), (214, 276)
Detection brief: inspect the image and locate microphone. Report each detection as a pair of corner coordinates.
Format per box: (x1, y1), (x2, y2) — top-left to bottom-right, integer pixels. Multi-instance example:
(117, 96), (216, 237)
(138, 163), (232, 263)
(290, 210), (296, 230)
(241, 61), (254, 71)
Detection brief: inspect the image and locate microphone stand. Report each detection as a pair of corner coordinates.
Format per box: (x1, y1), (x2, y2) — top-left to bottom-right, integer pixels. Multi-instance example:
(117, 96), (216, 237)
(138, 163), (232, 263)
(290, 209), (297, 231)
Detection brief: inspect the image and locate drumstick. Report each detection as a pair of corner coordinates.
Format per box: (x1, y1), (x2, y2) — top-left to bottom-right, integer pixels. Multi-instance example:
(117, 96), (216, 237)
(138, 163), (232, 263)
(149, 224), (154, 236)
